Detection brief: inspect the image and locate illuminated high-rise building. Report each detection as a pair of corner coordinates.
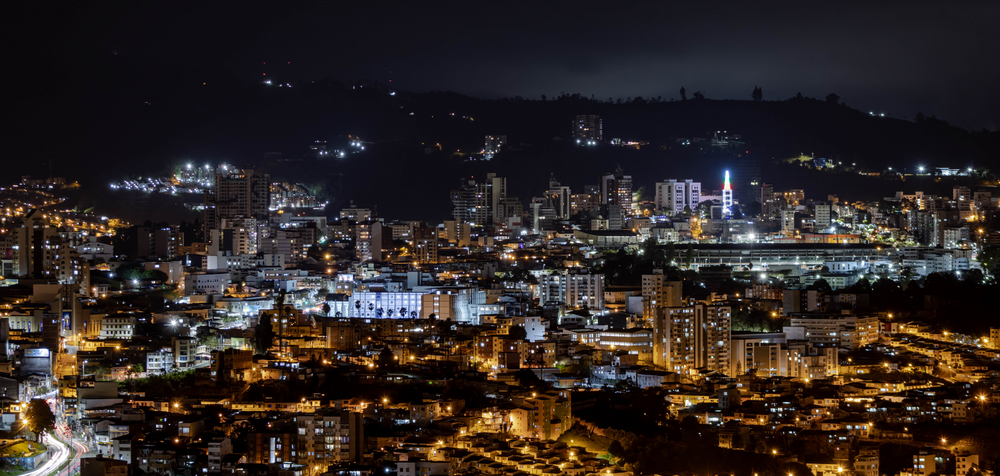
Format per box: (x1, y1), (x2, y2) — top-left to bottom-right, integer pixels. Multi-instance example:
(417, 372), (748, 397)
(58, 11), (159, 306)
(572, 115), (602, 142)
(722, 171), (734, 218)
(204, 167), (270, 241)
(601, 166), (633, 228)
(484, 135), (506, 159)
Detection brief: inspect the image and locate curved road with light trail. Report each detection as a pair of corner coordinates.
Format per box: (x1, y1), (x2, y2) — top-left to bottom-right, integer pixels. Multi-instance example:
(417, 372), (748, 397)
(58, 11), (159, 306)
(20, 398), (86, 476)
(20, 433), (70, 476)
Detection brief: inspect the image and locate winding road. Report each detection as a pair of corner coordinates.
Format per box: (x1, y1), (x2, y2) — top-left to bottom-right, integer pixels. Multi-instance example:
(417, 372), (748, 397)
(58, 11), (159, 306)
(19, 422), (85, 476)
(21, 433), (69, 476)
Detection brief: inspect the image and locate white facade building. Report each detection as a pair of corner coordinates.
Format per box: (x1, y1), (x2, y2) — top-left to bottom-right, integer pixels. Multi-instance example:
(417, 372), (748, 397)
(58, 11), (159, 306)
(146, 348), (175, 374)
(184, 272), (230, 295)
(99, 315), (135, 340)
(655, 179), (701, 215)
(537, 271), (605, 310)
(348, 291), (423, 318)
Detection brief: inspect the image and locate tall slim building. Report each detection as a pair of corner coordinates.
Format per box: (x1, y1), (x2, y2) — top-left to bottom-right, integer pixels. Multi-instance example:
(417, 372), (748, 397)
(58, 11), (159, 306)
(572, 115), (602, 141)
(722, 171), (734, 218)
(652, 302), (731, 375)
(204, 167), (270, 237)
(641, 272), (682, 322)
(413, 223), (438, 265)
(14, 209), (59, 278)
(450, 178), (477, 224)
(736, 156), (761, 212)
(546, 174), (571, 219)
(815, 204), (832, 230)
(489, 173), (508, 224)
(761, 183), (777, 219)
(451, 174), (506, 226)
(782, 210), (798, 236)
(654, 179), (701, 215)
(601, 166), (633, 225)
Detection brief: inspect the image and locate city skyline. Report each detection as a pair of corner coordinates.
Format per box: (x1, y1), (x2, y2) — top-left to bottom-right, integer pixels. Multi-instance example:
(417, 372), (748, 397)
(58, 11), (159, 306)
(1, 3), (999, 476)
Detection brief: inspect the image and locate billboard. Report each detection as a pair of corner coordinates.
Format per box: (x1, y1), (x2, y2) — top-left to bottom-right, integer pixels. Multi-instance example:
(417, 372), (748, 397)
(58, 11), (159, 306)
(24, 348), (50, 357)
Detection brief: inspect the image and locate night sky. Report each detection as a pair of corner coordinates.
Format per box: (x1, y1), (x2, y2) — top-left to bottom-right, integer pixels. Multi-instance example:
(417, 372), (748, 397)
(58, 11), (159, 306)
(12, 2), (1000, 132)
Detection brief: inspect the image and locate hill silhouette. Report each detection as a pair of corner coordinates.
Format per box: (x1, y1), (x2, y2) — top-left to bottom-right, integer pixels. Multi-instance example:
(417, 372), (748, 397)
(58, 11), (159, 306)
(10, 77), (998, 223)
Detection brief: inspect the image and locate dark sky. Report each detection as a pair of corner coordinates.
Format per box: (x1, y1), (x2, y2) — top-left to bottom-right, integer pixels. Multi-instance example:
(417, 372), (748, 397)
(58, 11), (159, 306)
(13, 2), (1000, 130)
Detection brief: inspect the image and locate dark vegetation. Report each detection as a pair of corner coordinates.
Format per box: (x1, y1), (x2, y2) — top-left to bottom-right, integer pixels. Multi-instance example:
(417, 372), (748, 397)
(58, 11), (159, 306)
(13, 74), (999, 223)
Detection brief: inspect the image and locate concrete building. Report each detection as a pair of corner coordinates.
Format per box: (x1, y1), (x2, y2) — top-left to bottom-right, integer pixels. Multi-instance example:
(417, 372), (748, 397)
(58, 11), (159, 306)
(546, 175), (572, 219)
(184, 272), (230, 295)
(296, 407), (364, 467)
(246, 432), (296, 464)
(572, 115), (602, 141)
(351, 291), (423, 319)
(203, 167), (270, 238)
(815, 204), (832, 230)
(913, 449), (936, 476)
(641, 272), (682, 321)
(81, 456), (128, 476)
(146, 348), (174, 375)
(98, 315), (134, 340)
(484, 135), (506, 159)
(173, 337), (197, 370)
(76, 237), (114, 262)
(601, 166), (633, 221)
(655, 179), (701, 215)
(207, 438), (233, 474)
(14, 209), (60, 279)
(537, 271), (605, 310)
(443, 220), (473, 247)
(653, 302), (731, 376)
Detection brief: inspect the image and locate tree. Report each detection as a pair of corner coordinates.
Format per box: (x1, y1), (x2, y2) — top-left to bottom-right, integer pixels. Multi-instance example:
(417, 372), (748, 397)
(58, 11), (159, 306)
(514, 368), (541, 387)
(752, 86), (762, 101)
(147, 269), (169, 284)
(378, 347), (394, 368)
(826, 93), (840, 104)
(24, 399), (55, 440)
(508, 325), (528, 341)
(979, 245), (1000, 275)
(679, 86), (686, 101)
(254, 311), (275, 355)
(692, 91), (705, 99)
(810, 278), (833, 293)
(607, 440), (626, 462)
(322, 302), (331, 317)
(684, 244), (695, 268)
(851, 277), (872, 293)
